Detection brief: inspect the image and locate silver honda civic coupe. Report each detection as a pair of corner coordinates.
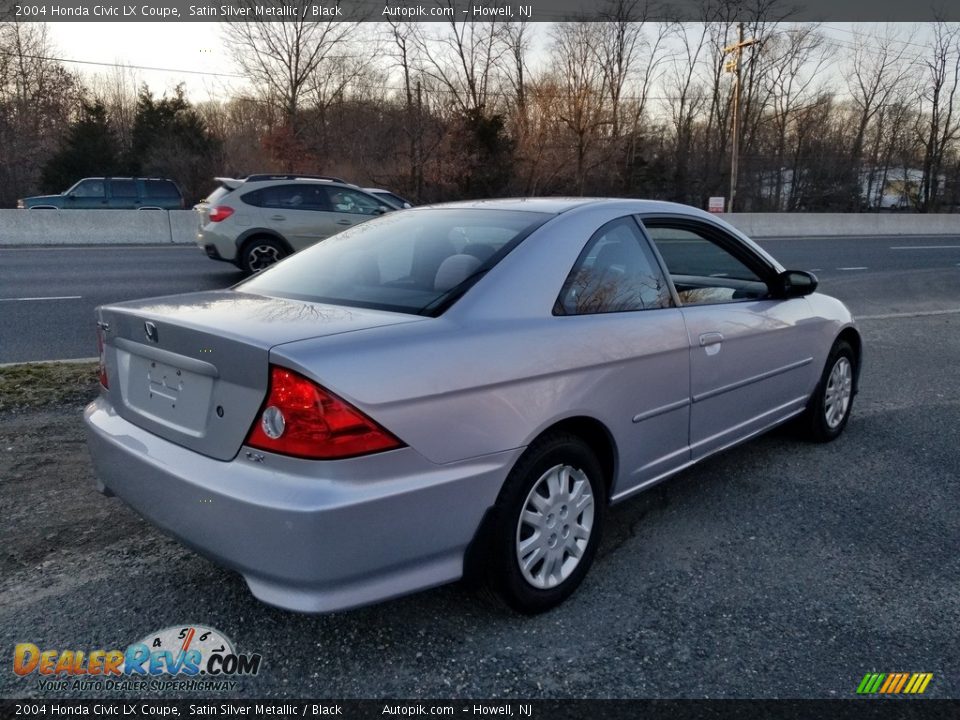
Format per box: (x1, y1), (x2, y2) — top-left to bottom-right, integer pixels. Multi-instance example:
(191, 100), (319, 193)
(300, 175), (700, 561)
(85, 198), (860, 614)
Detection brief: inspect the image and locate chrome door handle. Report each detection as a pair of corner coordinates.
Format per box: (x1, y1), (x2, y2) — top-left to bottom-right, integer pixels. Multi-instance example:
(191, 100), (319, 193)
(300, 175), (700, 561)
(270, 215), (286, 221)
(699, 332), (724, 347)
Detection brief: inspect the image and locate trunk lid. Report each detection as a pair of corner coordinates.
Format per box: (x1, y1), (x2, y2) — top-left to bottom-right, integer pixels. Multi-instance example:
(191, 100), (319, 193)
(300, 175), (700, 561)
(98, 290), (424, 461)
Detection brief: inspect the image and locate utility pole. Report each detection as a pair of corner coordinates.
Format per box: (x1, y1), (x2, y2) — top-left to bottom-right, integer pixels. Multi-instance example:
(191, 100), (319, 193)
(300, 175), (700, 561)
(723, 22), (758, 213)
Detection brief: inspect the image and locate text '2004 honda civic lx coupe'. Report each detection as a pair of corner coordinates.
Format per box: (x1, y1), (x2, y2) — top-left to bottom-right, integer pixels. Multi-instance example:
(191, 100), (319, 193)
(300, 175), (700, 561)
(85, 199), (861, 614)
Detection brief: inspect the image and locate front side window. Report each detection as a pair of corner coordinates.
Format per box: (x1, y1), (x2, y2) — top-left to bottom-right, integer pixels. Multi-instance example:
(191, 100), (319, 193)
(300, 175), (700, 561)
(557, 217), (673, 315)
(240, 208), (551, 315)
(71, 179), (105, 198)
(325, 188), (382, 216)
(643, 223), (769, 306)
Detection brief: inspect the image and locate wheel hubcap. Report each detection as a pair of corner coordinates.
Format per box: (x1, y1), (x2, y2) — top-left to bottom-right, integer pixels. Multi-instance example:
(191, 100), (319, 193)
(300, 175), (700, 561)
(248, 245), (281, 272)
(516, 464), (595, 589)
(824, 356), (853, 429)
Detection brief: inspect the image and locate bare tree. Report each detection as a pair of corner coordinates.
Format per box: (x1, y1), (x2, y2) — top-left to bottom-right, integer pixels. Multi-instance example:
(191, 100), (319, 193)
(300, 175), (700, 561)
(550, 23), (610, 194)
(416, 9), (508, 116)
(384, 19), (425, 199)
(0, 22), (80, 205)
(663, 22), (710, 201)
(762, 25), (831, 208)
(222, 2), (362, 168)
(915, 20), (960, 210)
(846, 25), (918, 209)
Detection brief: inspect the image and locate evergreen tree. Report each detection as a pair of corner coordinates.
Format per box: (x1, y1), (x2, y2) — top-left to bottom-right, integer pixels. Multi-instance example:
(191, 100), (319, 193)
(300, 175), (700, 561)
(40, 101), (118, 193)
(127, 84), (222, 204)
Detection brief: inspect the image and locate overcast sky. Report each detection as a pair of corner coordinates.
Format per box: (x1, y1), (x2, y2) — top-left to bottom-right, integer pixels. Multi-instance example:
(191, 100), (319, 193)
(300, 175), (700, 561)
(47, 22), (245, 100)
(45, 21), (937, 104)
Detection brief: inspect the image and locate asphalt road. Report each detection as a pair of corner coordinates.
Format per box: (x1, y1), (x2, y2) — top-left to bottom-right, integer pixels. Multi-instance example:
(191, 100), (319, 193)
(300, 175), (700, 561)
(1, 232), (960, 702)
(1, 306), (958, 699)
(1, 234), (959, 363)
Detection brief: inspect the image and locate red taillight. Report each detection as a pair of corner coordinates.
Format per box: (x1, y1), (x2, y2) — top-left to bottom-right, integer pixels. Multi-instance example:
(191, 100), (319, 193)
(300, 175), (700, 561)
(209, 205), (234, 222)
(245, 366), (403, 460)
(96, 325), (108, 389)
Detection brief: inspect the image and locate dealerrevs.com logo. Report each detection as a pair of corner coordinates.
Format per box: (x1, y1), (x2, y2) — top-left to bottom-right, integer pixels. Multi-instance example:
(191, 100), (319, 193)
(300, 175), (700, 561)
(13, 625), (262, 692)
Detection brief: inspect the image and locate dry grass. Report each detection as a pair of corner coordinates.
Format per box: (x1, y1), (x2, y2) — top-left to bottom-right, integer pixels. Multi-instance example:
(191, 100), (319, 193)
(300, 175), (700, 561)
(0, 361), (100, 411)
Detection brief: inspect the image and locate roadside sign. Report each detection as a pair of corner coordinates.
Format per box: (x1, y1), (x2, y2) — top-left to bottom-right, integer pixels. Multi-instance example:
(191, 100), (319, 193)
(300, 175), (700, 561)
(708, 197), (725, 213)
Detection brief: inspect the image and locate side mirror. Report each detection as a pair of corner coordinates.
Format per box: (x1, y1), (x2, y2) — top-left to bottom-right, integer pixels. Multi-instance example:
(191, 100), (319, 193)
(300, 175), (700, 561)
(775, 270), (818, 298)
(375, 205), (391, 215)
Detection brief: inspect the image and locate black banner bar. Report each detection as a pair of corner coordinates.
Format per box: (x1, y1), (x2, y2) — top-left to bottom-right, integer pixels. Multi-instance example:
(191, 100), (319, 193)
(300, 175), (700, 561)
(3, 0), (960, 23)
(2, 700), (960, 720)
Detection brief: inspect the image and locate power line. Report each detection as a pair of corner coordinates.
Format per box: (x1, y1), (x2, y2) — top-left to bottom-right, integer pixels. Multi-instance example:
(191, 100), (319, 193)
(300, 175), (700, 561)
(0, 49), (246, 78)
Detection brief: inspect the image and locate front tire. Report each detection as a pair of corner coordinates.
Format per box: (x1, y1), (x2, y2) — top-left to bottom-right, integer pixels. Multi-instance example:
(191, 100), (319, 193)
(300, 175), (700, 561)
(801, 339), (856, 442)
(240, 237), (287, 275)
(486, 432), (606, 614)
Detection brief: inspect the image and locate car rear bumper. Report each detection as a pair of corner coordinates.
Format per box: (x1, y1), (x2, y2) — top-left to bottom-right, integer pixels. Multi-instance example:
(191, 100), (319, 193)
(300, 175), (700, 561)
(84, 396), (519, 612)
(196, 226), (238, 262)
(202, 243), (224, 260)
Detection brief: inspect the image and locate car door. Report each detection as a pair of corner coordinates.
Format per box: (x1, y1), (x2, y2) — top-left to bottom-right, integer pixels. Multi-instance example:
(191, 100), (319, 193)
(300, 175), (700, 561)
(641, 217), (820, 460)
(322, 187), (386, 236)
(247, 184), (331, 251)
(108, 178), (139, 209)
(555, 216), (690, 498)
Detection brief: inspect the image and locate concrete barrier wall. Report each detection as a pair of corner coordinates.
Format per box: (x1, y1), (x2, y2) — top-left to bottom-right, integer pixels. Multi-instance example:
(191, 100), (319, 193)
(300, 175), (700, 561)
(0, 209), (198, 246)
(0, 209), (957, 246)
(719, 212), (960, 237)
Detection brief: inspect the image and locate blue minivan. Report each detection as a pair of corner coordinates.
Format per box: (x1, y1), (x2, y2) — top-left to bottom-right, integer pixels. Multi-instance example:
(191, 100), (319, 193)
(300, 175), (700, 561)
(18, 177), (185, 209)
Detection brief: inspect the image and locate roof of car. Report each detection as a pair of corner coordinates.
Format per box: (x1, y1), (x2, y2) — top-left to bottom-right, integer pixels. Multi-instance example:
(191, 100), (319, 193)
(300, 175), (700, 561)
(415, 197), (710, 216)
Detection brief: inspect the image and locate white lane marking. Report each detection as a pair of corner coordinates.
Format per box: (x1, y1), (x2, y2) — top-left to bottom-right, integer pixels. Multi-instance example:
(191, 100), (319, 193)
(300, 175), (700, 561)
(858, 308), (960, 320)
(809, 268), (822, 271)
(890, 245), (960, 250)
(0, 296), (82, 302)
(837, 267), (868, 270)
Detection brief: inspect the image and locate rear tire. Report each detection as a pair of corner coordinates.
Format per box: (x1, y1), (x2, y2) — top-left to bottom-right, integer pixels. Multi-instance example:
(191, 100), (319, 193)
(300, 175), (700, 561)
(240, 237), (287, 275)
(801, 339), (856, 442)
(486, 432), (606, 614)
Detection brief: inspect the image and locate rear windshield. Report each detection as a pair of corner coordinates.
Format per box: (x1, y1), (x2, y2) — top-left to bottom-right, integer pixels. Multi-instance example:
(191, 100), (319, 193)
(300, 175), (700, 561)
(203, 185), (232, 205)
(239, 208), (551, 315)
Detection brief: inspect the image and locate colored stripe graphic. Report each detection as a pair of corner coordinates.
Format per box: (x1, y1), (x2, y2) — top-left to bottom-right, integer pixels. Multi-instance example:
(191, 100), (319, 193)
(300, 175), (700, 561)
(893, 673), (910, 693)
(879, 674), (896, 693)
(857, 672), (932, 694)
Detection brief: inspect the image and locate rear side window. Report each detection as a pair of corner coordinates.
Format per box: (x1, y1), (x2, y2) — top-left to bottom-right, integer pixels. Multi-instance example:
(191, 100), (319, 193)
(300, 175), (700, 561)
(110, 179), (138, 198)
(240, 208), (551, 315)
(557, 217), (674, 315)
(243, 184), (329, 210)
(143, 180), (181, 199)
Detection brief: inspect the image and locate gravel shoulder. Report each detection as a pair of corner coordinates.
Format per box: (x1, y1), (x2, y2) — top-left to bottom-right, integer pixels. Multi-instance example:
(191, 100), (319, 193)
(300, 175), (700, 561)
(1, 318), (958, 700)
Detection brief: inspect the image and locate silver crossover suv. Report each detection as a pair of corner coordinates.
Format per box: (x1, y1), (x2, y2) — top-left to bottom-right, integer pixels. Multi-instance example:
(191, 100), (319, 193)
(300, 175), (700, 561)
(87, 199), (860, 614)
(196, 175), (395, 274)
